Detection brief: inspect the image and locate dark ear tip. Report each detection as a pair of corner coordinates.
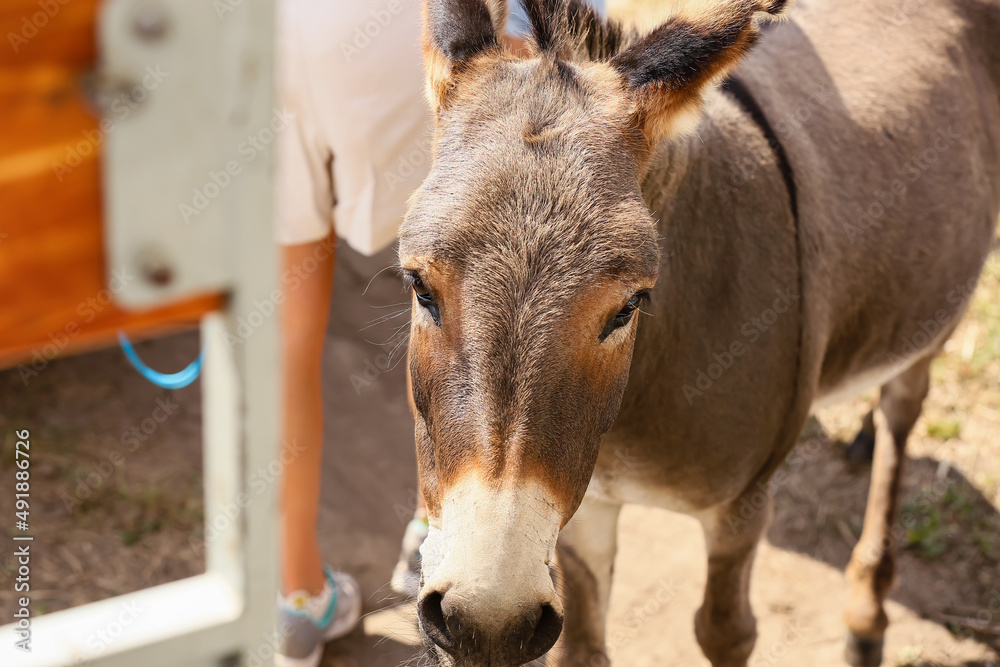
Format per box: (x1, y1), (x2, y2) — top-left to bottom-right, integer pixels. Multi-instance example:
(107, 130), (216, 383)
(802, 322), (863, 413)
(438, 31), (499, 62)
(428, 0), (500, 62)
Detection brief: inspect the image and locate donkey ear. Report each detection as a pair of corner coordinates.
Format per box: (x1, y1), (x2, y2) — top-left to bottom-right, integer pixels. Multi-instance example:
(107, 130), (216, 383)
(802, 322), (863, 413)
(423, 0), (504, 111)
(610, 0), (791, 143)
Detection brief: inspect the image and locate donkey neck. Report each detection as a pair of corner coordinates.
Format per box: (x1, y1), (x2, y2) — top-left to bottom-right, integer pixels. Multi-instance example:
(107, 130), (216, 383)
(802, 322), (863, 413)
(621, 83), (803, 413)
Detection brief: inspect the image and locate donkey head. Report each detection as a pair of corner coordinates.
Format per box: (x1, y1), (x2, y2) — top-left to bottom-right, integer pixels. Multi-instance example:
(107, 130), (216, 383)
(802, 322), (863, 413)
(400, 1), (788, 664)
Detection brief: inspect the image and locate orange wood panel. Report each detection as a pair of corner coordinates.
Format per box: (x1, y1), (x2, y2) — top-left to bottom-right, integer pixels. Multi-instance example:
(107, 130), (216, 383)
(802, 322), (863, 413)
(0, 0), (224, 369)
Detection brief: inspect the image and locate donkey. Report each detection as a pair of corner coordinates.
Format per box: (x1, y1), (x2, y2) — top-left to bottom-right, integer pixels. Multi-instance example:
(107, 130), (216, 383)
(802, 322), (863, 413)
(398, 0), (1000, 664)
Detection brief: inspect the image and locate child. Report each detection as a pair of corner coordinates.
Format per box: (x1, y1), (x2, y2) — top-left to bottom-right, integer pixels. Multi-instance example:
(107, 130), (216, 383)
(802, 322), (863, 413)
(275, 2), (604, 665)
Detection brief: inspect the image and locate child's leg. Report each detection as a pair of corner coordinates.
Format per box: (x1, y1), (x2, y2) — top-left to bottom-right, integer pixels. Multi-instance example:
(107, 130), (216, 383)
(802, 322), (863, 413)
(280, 232), (336, 596)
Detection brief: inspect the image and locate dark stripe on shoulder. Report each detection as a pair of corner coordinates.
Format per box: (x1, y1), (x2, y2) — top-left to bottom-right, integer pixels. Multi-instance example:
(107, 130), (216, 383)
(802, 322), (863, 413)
(721, 76), (798, 221)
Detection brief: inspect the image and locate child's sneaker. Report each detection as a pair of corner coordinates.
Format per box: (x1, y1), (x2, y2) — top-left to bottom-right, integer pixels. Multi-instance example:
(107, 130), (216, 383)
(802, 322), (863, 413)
(276, 566), (362, 667)
(390, 516), (428, 598)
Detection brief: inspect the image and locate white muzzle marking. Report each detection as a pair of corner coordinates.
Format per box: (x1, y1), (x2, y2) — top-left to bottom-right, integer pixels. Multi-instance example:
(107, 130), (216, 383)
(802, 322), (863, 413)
(419, 476), (564, 625)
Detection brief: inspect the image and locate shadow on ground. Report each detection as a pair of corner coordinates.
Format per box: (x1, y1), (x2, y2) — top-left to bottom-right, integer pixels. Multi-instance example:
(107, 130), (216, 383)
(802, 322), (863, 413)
(768, 427), (1000, 655)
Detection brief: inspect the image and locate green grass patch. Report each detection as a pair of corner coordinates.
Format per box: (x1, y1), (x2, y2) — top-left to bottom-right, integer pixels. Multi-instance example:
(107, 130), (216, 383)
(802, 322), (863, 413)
(901, 497), (949, 559)
(926, 419), (961, 441)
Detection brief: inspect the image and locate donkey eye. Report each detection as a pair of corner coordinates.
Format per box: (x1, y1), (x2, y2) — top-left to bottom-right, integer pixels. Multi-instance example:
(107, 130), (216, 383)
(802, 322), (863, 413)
(599, 291), (649, 342)
(406, 272), (441, 326)
(411, 275), (431, 301)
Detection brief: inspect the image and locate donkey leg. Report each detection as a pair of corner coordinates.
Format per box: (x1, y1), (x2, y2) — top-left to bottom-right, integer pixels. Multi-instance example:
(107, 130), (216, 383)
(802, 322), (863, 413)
(846, 408), (877, 463)
(844, 354), (934, 667)
(549, 493), (622, 667)
(694, 494), (771, 667)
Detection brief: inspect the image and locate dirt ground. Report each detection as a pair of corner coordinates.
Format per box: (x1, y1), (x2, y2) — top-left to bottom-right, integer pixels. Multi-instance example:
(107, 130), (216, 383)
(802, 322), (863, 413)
(4, 0), (1000, 662)
(2, 238), (998, 667)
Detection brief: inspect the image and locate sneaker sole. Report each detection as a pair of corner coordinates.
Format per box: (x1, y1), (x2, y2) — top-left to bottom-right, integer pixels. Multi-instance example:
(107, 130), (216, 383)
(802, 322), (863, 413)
(275, 594), (359, 667)
(325, 577), (363, 641)
(274, 644), (322, 667)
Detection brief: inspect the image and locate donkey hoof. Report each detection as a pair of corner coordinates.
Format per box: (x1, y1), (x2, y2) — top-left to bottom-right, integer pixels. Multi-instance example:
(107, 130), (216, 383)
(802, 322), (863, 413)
(845, 430), (876, 463)
(845, 632), (884, 667)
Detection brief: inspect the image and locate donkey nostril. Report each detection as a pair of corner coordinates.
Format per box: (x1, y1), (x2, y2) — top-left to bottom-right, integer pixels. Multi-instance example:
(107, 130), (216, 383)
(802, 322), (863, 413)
(419, 591), (561, 662)
(445, 613), (464, 641)
(523, 603), (564, 661)
(417, 592), (456, 651)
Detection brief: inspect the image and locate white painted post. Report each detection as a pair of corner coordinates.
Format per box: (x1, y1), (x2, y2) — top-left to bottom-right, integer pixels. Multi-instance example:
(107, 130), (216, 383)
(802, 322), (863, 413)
(1, 0), (282, 664)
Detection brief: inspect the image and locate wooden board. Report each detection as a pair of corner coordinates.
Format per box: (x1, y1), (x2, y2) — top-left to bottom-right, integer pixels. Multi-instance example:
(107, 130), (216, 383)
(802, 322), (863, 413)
(0, 0), (223, 369)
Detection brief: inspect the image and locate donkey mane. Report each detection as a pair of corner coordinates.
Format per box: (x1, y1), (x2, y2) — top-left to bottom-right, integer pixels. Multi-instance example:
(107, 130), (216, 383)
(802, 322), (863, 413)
(504, 0), (791, 142)
(518, 0), (638, 61)
(516, 0), (788, 76)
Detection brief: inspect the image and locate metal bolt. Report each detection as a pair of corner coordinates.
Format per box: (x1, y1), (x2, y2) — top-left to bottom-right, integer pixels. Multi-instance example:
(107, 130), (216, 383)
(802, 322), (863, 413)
(133, 5), (168, 42)
(137, 248), (174, 287)
(145, 264), (173, 287)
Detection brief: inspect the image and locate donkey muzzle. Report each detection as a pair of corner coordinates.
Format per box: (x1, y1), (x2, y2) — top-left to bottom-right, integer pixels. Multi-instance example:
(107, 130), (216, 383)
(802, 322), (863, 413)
(417, 478), (566, 665)
(418, 584), (563, 665)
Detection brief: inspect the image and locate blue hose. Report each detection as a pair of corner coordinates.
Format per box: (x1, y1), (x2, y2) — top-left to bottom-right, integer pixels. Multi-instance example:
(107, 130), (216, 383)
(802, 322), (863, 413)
(117, 331), (203, 389)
